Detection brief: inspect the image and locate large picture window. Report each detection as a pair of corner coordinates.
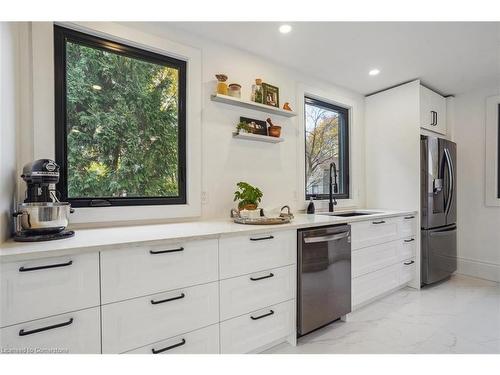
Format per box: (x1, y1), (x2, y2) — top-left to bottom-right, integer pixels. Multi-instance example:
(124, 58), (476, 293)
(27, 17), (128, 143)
(304, 96), (349, 200)
(54, 26), (187, 207)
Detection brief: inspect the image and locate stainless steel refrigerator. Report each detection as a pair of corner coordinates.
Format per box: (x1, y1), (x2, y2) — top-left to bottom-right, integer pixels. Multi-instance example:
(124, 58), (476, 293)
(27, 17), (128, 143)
(421, 135), (457, 285)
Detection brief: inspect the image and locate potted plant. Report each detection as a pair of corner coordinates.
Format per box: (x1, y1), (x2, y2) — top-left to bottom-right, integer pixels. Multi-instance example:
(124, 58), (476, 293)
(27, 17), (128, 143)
(233, 182), (263, 211)
(236, 121), (251, 134)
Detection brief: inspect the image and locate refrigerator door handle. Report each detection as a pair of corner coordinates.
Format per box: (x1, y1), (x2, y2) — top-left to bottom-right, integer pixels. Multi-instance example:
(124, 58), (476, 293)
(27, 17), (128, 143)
(444, 148), (454, 216)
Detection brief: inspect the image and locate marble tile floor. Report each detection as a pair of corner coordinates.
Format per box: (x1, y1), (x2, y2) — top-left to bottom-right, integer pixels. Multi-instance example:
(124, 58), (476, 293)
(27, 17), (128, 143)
(265, 274), (500, 354)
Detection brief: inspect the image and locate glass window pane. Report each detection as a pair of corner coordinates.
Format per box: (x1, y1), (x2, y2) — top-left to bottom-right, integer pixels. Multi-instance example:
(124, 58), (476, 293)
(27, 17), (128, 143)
(65, 40), (180, 199)
(305, 99), (347, 197)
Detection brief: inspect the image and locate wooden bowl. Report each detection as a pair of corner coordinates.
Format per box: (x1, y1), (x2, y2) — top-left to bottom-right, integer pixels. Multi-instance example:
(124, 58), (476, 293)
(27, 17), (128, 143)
(268, 126), (282, 137)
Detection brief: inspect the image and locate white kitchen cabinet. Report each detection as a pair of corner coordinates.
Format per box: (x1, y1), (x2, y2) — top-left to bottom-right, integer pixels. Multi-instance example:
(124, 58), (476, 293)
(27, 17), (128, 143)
(101, 281), (219, 354)
(219, 230), (295, 279)
(399, 237), (417, 261)
(397, 215), (417, 239)
(352, 264), (400, 307)
(350, 217), (399, 250)
(100, 238), (218, 303)
(420, 85), (447, 135)
(124, 324), (219, 354)
(352, 241), (399, 278)
(0, 253), (100, 328)
(399, 258), (416, 285)
(0, 307), (100, 354)
(219, 265), (295, 321)
(220, 300), (294, 354)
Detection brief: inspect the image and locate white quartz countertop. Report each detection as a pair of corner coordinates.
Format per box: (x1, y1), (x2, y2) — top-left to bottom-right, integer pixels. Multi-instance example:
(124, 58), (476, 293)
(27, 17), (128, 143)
(0, 209), (416, 262)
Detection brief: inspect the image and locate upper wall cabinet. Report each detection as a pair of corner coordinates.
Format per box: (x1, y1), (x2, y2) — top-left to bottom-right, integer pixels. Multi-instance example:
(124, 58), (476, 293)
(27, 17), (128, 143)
(420, 85), (447, 135)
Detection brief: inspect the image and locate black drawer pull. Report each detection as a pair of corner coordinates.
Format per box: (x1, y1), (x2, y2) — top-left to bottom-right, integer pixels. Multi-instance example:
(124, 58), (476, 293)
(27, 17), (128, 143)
(372, 220), (386, 225)
(404, 238), (415, 243)
(404, 216), (415, 220)
(19, 260), (73, 272)
(152, 338), (186, 354)
(404, 260), (415, 265)
(250, 272), (274, 281)
(151, 293), (185, 305)
(250, 309), (274, 320)
(250, 235), (274, 241)
(150, 247), (184, 255)
(19, 318), (73, 336)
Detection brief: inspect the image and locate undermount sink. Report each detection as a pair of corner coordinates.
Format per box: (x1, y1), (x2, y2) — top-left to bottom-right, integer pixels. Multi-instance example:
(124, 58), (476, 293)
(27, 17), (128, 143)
(318, 211), (381, 218)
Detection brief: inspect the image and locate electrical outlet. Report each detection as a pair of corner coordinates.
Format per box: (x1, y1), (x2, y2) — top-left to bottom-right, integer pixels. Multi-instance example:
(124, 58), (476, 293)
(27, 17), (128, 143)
(201, 191), (208, 205)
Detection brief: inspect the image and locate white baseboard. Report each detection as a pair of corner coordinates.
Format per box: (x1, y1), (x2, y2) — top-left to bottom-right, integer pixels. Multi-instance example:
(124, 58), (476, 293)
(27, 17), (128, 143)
(456, 257), (500, 283)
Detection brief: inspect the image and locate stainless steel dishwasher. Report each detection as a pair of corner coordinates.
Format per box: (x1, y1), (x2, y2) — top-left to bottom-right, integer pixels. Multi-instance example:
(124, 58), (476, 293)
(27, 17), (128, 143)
(297, 224), (352, 336)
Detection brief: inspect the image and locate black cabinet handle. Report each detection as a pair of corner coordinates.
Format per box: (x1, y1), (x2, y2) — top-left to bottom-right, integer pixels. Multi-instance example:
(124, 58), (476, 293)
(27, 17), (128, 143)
(250, 235), (274, 241)
(152, 338), (186, 354)
(151, 293), (185, 305)
(19, 260), (73, 272)
(250, 272), (274, 281)
(149, 247), (184, 255)
(404, 260), (415, 265)
(404, 216), (415, 220)
(19, 318), (73, 336)
(250, 310), (274, 320)
(372, 220), (386, 225)
(404, 238), (415, 243)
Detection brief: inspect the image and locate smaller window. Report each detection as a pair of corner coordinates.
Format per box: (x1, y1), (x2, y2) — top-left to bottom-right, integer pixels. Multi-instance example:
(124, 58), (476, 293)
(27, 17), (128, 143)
(304, 97), (349, 200)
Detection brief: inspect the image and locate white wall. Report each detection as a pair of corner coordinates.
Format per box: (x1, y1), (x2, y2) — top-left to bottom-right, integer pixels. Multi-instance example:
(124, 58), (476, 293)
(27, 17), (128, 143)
(14, 22), (366, 227)
(0, 23), (20, 242)
(452, 87), (500, 282)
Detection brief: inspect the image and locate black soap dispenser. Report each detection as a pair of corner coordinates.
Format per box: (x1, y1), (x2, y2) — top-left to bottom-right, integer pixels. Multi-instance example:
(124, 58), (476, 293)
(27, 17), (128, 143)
(306, 197), (315, 214)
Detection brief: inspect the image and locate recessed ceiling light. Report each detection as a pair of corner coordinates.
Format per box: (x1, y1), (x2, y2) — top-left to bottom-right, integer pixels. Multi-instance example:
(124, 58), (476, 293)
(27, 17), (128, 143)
(92, 84), (102, 90)
(369, 69), (380, 76)
(279, 24), (292, 34)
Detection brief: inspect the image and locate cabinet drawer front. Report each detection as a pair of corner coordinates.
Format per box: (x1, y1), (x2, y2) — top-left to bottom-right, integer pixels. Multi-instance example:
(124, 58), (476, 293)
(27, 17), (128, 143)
(399, 237), (417, 261)
(0, 307), (100, 354)
(220, 300), (294, 354)
(1, 253), (100, 327)
(352, 241), (399, 278)
(400, 258), (416, 285)
(350, 218), (399, 250)
(102, 282), (219, 354)
(100, 238), (218, 303)
(220, 265), (295, 321)
(398, 215), (417, 239)
(219, 230), (295, 279)
(352, 264), (399, 307)
(124, 324), (219, 354)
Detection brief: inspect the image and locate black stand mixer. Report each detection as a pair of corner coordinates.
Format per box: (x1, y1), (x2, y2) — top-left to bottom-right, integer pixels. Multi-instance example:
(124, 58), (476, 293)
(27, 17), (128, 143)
(13, 159), (75, 242)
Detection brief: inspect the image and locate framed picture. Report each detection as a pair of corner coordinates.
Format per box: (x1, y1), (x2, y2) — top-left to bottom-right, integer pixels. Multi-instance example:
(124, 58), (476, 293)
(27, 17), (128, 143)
(262, 83), (279, 108)
(240, 117), (268, 136)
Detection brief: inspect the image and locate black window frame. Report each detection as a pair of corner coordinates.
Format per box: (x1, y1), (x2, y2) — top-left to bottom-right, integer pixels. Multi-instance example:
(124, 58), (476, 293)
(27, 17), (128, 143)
(304, 96), (350, 200)
(54, 26), (187, 208)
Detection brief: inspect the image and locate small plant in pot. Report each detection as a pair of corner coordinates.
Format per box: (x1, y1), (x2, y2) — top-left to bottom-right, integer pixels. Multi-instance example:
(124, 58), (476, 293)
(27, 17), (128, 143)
(233, 182), (263, 211)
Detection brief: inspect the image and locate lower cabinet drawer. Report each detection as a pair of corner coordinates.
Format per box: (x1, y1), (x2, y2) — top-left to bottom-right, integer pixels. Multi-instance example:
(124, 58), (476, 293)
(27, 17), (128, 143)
(352, 241), (399, 278)
(220, 300), (294, 354)
(352, 264), (400, 307)
(220, 265), (295, 321)
(350, 217), (399, 250)
(399, 258), (416, 285)
(101, 282), (219, 354)
(0, 307), (100, 354)
(399, 237), (417, 261)
(398, 215), (417, 238)
(123, 324), (219, 354)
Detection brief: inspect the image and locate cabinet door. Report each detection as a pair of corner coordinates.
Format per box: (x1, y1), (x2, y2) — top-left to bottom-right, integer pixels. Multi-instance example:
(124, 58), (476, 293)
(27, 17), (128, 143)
(399, 258), (416, 285)
(352, 264), (400, 307)
(0, 307), (100, 354)
(350, 217), (399, 250)
(220, 300), (294, 354)
(100, 238), (218, 303)
(124, 324), (219, 354)
(351, 240), (399, 278)
(420, 85), (447, 135)
(101, 282), (219, 354)
(1, 253), (100, 328)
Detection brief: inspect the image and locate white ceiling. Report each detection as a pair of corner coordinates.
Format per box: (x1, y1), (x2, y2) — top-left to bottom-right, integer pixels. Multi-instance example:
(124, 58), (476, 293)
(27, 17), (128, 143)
(138, 22), (500, 96)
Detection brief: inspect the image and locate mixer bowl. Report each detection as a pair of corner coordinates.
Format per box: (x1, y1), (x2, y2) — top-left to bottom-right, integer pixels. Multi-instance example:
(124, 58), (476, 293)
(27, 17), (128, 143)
(14, 202), (73, 234)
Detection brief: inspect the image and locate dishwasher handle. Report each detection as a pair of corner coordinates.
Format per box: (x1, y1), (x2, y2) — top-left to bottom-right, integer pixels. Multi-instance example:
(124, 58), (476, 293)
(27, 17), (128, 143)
(303, 231), (350, 244)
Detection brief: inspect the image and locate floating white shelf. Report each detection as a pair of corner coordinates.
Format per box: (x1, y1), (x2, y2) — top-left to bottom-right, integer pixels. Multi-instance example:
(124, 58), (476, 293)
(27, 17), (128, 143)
(232, 132), (284, 143)
(211, 93), (297, 118)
